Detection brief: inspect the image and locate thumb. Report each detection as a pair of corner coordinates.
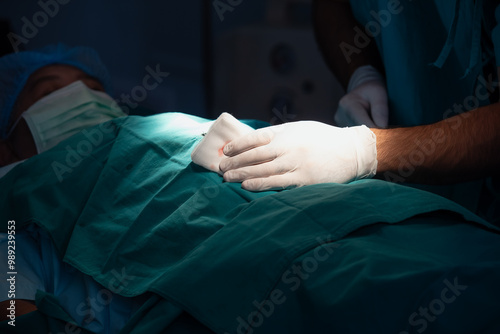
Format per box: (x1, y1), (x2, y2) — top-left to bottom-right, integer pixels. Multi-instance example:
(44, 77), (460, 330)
(336, 100), (376, 128)
(369, 94), (389, 128)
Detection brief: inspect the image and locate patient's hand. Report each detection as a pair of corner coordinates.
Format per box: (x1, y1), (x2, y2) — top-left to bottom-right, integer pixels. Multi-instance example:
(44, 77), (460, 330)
(219, 121), (378, 191)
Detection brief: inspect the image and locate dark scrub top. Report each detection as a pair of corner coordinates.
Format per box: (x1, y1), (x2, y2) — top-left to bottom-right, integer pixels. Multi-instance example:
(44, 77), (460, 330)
(349, 0), (500, 223)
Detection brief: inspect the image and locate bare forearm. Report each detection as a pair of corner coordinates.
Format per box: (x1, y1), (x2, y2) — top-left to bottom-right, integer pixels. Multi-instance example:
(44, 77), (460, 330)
(312, 0), (384, 89)
(372, 103), (500, 184)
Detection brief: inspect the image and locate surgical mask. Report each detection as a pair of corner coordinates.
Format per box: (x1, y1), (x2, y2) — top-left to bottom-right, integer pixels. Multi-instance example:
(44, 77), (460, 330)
(7, 80), (126, 153)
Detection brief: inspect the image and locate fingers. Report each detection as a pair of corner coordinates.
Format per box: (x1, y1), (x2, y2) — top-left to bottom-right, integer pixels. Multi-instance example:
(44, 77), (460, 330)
(371, 107), (389, 128)
(242, 174), (299, 192)
(223, 127), (274, 157)
(335, 101), (376, 127)
(219, 145), (279, 173)
(370, 93), (389, 128)
(349, 107), (376, 127)
(222, 160), (292, 182)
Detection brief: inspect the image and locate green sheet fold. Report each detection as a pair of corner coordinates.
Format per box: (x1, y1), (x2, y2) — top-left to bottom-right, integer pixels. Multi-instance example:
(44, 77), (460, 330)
(1, 113), (499, 333)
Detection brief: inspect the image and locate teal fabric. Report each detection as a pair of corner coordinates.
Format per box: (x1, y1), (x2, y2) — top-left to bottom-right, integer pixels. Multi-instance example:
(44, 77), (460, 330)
(1, 113), (500, 333)
(254, 213), (500, 333)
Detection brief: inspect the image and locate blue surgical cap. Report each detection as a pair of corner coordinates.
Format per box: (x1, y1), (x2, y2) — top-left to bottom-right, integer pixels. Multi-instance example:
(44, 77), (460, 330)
(0, 44), (112, 138)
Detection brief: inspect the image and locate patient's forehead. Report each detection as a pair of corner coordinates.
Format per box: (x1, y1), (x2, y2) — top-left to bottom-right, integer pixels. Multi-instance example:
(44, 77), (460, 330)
(11, 64), (104, 122)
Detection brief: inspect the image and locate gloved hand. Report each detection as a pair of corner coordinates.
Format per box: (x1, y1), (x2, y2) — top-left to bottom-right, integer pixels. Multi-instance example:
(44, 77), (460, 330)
(191, 112), (254, 174)
(335, 65), (389, 128)
(219, 121), (378, 191)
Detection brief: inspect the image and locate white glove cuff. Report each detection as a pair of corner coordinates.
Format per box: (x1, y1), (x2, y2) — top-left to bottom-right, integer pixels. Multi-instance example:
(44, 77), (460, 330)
(347, 65), (385, 93)
(351, 125), (378, 180)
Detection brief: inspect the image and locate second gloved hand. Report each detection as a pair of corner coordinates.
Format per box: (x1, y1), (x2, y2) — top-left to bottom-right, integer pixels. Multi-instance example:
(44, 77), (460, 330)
(335, 65), (389, 128)
(219, 121), (378, 191)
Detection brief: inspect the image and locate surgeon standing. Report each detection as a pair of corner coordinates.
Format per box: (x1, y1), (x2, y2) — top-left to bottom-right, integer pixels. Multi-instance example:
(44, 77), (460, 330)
(220, 0), (500, 224)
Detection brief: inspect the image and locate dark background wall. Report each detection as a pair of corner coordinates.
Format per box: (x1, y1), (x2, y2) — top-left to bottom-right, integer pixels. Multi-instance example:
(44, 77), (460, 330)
(0, 0), (342, 122)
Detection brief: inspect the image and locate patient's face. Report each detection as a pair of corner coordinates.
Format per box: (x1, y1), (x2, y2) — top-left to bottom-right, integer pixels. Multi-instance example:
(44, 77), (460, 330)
(13, 65), (105, 117)
(0, 65), (105, 166)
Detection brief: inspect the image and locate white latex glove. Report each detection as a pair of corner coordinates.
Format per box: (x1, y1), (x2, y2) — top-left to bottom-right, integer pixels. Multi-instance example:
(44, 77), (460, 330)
(219, 121), (378, 191)
(191, 112), (254, 174)
(335, 65), (389, 128)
